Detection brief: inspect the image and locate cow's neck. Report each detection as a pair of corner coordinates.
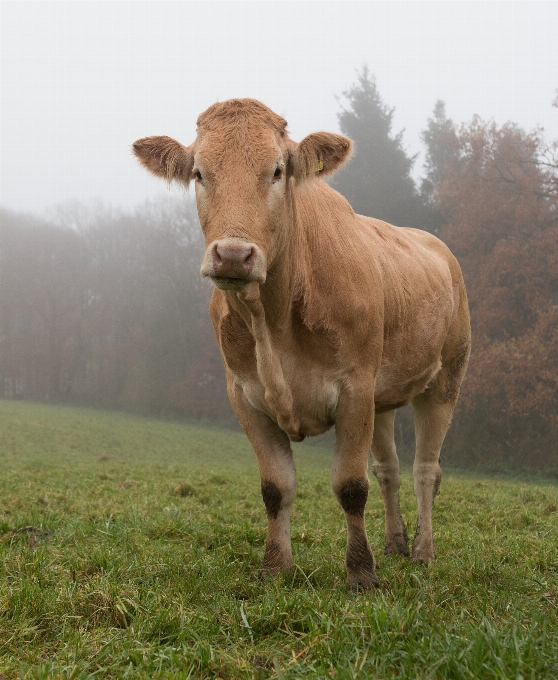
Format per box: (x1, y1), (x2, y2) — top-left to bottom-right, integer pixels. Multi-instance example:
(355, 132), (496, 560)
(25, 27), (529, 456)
(253, 180), (358, 325)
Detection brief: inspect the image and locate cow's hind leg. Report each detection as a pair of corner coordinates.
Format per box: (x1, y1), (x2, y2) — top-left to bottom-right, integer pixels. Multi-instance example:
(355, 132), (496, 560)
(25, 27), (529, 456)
(371, 410), (409, 557)
(230, 384), (296, 575)
(411, 344), (469, 562)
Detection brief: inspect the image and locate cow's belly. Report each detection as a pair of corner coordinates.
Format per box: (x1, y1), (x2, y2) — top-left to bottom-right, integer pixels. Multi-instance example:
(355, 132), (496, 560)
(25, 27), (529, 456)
(373, 358), (442, 411)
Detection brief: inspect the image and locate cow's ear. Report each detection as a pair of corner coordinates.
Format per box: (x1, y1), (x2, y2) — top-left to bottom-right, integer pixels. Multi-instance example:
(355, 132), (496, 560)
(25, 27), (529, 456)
(132, 136), (194, 185)
(292, 132), (353, 182)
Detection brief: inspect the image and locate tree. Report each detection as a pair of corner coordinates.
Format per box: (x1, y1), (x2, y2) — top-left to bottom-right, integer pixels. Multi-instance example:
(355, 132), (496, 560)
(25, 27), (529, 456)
(0, 197), (233, 422)
(431, 116), (558, 470)
(331, 67), (427, 229)
(420, 100), (458, 198)
(0, 208), (85, 401)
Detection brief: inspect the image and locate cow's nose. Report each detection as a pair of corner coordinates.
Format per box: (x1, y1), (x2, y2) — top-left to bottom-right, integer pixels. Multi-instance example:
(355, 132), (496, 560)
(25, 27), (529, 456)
(212, 241), (255, 277)
(201, 237), (267, 286)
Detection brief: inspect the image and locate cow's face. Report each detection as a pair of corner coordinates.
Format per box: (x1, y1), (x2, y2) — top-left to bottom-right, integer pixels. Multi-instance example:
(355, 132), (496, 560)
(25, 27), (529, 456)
(133, 99), (352, 291)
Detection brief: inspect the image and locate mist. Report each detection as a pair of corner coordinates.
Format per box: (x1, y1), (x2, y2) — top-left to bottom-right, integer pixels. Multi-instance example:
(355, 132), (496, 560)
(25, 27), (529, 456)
(1, 2), (557, 474)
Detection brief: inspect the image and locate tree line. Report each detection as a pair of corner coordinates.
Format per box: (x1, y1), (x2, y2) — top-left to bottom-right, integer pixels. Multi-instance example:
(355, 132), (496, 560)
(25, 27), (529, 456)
(0, 198), (232, 422)
(1, 70), (557, 472)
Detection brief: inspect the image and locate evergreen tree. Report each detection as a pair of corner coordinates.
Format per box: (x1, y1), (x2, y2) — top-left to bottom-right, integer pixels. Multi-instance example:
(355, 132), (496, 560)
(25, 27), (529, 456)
(420, 100), (458, 197)
(418, 100), (459, 234)
(331, 67), (426, 229)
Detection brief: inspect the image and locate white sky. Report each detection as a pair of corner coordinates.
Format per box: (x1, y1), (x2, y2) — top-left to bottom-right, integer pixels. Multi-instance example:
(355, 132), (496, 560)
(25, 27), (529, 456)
(2, 1), (557, 213)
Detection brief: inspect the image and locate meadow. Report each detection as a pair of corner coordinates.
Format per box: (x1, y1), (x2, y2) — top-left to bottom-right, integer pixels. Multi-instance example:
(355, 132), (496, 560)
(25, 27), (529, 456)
(0, 400), (557, 679)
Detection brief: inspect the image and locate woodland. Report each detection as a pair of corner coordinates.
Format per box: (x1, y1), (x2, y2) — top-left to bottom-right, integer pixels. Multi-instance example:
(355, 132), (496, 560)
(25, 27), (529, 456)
(1, 70), (557, 473)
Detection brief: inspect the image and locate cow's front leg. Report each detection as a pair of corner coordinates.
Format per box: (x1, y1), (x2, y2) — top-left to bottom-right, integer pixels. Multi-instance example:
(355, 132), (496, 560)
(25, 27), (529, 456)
(332, 385), (379, 590)
(229, 382), (296, 575)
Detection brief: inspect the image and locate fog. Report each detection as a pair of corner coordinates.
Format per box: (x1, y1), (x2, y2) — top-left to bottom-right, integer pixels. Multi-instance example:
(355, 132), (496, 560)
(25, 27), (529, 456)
(2, 1), (558, 473)
(2, 1), (557, 212)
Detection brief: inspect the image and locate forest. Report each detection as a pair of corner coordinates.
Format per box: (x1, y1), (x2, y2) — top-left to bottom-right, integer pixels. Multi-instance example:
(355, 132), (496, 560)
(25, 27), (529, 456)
(1, 70), (557, 473)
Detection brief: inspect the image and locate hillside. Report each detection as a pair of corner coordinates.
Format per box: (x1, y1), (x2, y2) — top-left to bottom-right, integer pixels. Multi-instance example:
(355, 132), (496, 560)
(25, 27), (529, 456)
(0, 400), (557, 678)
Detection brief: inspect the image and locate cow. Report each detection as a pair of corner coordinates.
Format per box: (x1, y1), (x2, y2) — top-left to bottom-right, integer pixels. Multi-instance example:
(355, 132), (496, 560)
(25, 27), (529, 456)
(133, 98), (470, 590)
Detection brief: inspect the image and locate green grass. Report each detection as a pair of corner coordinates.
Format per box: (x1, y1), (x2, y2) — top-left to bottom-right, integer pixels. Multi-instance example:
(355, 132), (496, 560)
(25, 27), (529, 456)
(0, 400), (557, 679)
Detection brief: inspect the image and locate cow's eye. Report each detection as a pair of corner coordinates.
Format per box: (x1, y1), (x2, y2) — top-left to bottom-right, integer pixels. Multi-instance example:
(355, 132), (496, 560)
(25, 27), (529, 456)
(272, 167), (282, 183)
(194, 170), (203, 181)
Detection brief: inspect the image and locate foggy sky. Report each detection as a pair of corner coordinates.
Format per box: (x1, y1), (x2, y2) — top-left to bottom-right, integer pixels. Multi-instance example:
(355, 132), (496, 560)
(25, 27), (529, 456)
(2, 1), (557, 213)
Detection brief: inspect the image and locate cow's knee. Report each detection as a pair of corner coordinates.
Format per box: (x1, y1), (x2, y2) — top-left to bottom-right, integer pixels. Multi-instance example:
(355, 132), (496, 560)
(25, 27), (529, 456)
(413, 462), (442, 498)
(335, 477), (369, 517)
(261, 478), (294, 518)
(372, 461), (400, 490)
(261, 480), (283, 518)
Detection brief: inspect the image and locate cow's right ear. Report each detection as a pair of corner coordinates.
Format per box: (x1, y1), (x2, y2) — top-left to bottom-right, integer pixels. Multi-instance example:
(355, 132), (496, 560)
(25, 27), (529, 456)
(132, 136), (194, 185)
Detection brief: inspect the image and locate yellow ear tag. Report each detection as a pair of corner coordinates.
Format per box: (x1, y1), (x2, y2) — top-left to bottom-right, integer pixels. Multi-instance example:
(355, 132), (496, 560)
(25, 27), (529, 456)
(304, 160), (324, 176)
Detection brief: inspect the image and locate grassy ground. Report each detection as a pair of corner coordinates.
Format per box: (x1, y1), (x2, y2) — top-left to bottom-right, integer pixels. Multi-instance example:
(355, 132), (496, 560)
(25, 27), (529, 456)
(0, 400), (557, 679)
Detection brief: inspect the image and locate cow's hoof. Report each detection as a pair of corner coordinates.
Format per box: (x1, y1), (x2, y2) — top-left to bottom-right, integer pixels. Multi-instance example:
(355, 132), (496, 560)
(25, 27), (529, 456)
(411, 555), (435, 564)
(385, 533), (410, 557)
(261, 566), (278, 579)
(261, 539), (294, 576)
(346, 572), (380, 592)
(261, 562), (294, 578)
(411, 546), (436, 563)
(261, 566), (293, 580)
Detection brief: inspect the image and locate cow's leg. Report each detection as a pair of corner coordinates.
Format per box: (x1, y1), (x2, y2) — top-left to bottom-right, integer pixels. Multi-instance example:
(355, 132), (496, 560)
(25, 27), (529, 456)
(229, 383), (296, 575)
(411, 343), (468, 562)
(331, 387), (378, 590)
(411, 394), (452, 562)
(371, 410), (409, 557)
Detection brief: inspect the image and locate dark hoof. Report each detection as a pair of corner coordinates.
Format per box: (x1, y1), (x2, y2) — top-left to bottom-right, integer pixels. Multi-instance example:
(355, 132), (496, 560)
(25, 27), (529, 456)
(261, 568), (291, 580)
(346, 572), (380, 592)
(412, 530), (436, 563)
(261, 562), (294, 576)
(262, 540), (293, 576)
(411, 547), (436, 563)
(385, 535), (410, 557)
(411, 555), (435, 564)
(261, 566), (279, 579)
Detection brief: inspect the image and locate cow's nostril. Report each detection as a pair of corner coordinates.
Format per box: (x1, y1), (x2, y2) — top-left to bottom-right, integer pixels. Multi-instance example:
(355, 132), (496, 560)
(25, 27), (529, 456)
(244, 248), (254, 266)
(213, 243), (223, 265)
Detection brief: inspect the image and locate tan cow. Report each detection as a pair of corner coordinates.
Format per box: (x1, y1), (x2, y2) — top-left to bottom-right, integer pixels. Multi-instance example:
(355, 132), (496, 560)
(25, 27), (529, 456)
(133, 98), (470, 589)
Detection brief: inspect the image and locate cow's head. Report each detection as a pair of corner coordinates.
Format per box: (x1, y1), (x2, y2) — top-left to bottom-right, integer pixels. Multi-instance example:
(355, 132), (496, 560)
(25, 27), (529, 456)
(133, 99), (352, 291)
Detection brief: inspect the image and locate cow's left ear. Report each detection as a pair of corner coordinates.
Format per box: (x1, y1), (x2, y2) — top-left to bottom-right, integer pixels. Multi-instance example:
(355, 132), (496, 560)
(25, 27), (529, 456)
(291, 132), (353, 182)
(132, 135), (194, 185)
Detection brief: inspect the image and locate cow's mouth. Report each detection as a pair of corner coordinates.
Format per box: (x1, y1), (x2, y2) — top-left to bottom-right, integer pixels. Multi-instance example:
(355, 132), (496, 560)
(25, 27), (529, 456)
(211, 276), (251, 291)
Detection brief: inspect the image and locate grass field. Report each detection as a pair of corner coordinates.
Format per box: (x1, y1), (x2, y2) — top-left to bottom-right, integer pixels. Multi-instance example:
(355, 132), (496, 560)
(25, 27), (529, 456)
(0, 400), (557, 679)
